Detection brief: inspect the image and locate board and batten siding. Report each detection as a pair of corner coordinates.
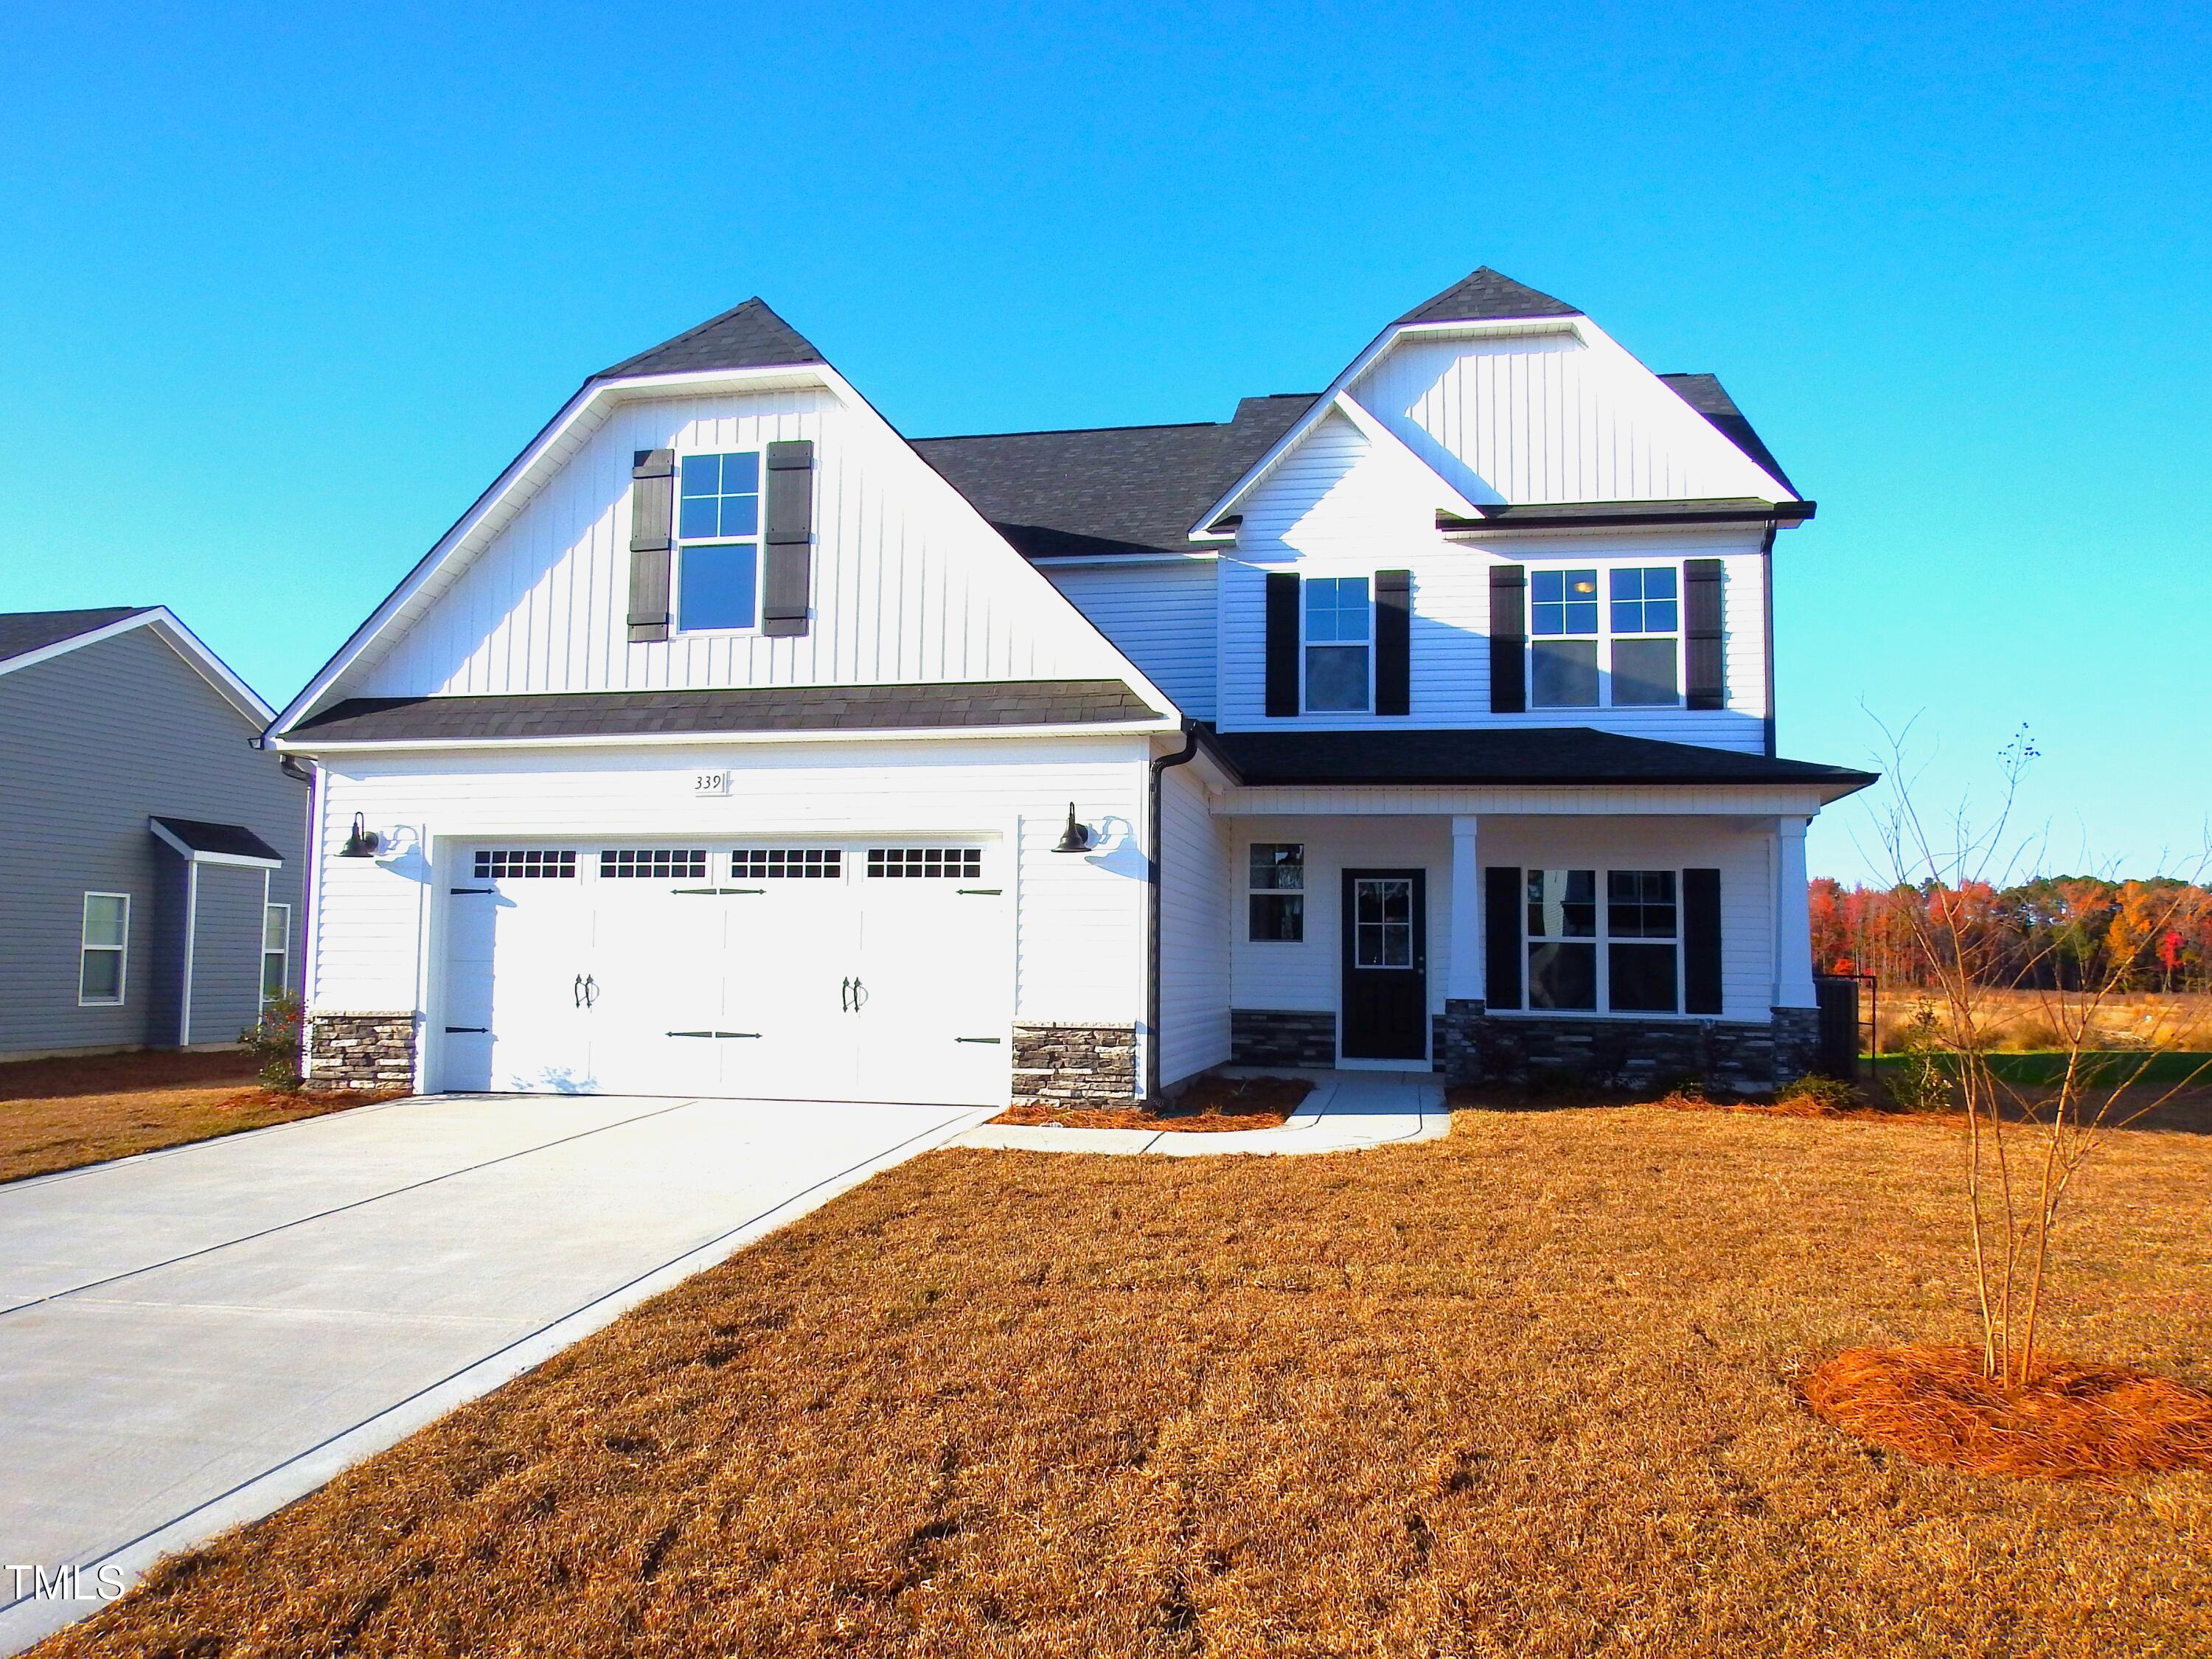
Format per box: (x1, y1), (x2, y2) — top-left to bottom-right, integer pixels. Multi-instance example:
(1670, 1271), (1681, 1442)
(1347, 330), (1790, 508)
(1155, 762), (1231, 1086)
(345, 386), (1145, 703)
(1217, 408), (1770, 745)
(309, 736), (1155, 1079)
(0, 626), (306, 1057)
(1043, 560), (1217, 720)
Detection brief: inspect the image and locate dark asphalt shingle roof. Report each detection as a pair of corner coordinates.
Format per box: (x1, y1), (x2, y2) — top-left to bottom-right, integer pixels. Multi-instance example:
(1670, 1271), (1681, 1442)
(599, 298), (824, 379)
(291, 681), (1163, 745)
(0, 606), (149, 666)
(150, 817), (285, 862)
(1397, 266), (1581, 324)
(1199, 725), (1875, 792)
(913, 394), (1318, 559)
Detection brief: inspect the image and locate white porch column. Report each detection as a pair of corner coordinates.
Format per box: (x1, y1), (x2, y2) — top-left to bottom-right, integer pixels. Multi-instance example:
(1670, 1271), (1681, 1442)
(1446, 815), (1484, 1004)
(1773, 815), (1817, 1008)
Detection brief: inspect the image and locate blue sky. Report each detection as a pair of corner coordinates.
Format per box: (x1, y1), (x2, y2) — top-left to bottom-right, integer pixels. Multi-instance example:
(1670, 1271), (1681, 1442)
(2, 1), (2205, 883)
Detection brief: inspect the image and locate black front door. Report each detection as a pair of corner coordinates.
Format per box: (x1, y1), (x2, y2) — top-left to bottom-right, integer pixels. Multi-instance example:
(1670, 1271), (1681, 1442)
(1340, 869), (1427, 1061)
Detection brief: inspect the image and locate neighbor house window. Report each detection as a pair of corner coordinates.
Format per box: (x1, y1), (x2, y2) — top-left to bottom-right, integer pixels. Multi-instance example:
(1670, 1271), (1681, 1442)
(1526, 869), (1597, 1009)
(1248, 844), (1305, 941)
(80, 892), (129, 1006)
(1303, 577), (1371, 712)
(675, 451), (761, 631)
(1529, 565), (1682, 709)
(262, 904), (291, 1002)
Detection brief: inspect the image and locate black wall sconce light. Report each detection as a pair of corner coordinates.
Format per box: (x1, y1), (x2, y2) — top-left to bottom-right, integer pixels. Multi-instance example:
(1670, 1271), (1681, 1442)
(340, 813), (383, 858)
(1051, 801), (1093, 854)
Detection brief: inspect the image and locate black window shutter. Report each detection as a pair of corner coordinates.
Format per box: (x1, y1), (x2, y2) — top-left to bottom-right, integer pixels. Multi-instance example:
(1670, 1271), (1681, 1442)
(1685, 558), (1725, 709)
(1375, 569), (1411, 716)
(626, 449), (675, 644)
(1265, 572), (1299, 717)
(1683, 867), (1723, 1014)
(762, 439), (815, 638)
(1484, 866), (1522, 1009)
(1489, 565), (1526, 714)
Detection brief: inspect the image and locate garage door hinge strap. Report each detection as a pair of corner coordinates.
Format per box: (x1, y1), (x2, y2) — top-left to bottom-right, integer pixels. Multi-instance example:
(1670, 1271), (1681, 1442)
(955, 1035), (1004, 1044)
(957, 887), (1003, 895)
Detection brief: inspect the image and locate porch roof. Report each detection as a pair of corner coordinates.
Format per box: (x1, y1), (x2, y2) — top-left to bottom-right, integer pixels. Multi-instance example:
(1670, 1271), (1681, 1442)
(1197, 726), (1877, 794)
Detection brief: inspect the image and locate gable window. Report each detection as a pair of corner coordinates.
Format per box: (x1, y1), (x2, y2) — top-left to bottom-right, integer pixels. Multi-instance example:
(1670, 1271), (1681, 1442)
(676, 452), (761, 632)
(1529, 565), (1683, 709)
(1304, 577), (1371, 712)
(1248, 844), (1305, 942)
(80, 892), (129, 1006)
(262, 904), (291, 1002)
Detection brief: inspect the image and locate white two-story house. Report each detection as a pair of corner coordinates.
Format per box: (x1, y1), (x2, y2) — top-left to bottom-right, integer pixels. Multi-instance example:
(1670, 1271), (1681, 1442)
(268, 266), (1872, 1106)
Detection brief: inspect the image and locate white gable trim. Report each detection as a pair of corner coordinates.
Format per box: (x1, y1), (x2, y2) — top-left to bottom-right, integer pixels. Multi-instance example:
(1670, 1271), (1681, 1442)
(0, 607), (274, 728)
(1190, 313), (1796, 536)
(1321, 392), (1486, 520)
(273, 362), (1183, 737)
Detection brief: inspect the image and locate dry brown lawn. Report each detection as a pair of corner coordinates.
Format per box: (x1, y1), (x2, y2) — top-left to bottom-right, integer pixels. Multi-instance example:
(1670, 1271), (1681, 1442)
(0, 1050), (382, 1184)
(38, 1102), (2212, 1658)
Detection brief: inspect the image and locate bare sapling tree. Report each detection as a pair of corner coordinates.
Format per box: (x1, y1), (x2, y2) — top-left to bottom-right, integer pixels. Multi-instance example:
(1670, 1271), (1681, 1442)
(1868, 717), (2211, 1388)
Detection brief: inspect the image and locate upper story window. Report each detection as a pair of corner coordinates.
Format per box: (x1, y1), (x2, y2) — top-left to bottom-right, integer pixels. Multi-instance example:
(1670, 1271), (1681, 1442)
(676, 452), (761, 633)
(1530, 565), (1680, 709)
(1304, 577), (1371, 712)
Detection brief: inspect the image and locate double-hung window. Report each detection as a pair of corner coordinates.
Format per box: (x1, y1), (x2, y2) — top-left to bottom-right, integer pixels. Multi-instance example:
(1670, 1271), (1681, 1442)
(1606, 872), (1679, 1011)
(80, 892), (129, 1006)
(1523, 868), (1683, 1012)
(1304, 577), (1371, 712)
(675, 451), (762, 632)
(1529, 565), (1681, 709)
(1248, 844), (1305, 941)
(262, 904), (291, 1001)
(1526, 869), (1598, 1009)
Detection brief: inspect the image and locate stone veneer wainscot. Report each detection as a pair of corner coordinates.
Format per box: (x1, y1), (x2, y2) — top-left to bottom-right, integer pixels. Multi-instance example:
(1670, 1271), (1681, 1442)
(305, 1010), (419, 1093)
(1010, 1023), (1138, 1106)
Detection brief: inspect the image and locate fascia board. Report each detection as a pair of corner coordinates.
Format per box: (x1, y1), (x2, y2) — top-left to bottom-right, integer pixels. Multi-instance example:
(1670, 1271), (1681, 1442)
(269, 717), (1182, 757)
(1186, 316), (1586, 538)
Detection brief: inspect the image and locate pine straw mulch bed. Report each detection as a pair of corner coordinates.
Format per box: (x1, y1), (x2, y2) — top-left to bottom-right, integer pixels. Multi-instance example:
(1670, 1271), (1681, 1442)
(1801, 1343), (2212, 1483)
(990, 1072), (1314, 1131)
(0, 1049), (401, 1184)
(36, 1104), (2212, 1659)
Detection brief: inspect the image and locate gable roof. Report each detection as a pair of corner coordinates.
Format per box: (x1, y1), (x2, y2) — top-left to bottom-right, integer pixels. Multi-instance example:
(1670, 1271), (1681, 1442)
(913, 394), (1316, 559)
(1397, 266), (1580, 324)
(0, 606), (150, 666)
(597, 297), (824, 378)
(1658, 373), (1799, 499)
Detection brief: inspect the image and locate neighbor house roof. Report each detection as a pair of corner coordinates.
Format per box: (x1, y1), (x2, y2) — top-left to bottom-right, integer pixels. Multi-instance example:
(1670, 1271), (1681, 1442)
(0, 606), (151, 666)
(598, 298), (824, 378)
(1198, 725), (1876, 795)
(149, 816), (285, 865)
(285, 680), (1166, 746)
(1396, 266), (1581, 324)
(913, 394), (1318, 559)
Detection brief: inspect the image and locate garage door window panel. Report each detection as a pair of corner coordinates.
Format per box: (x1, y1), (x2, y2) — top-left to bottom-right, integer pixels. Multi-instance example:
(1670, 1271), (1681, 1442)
(867, 848), (983, 879)
(599, 849), (709, 880)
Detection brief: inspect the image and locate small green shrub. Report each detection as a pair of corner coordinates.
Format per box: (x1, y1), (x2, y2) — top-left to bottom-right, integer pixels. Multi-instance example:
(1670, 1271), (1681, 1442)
(240, 992), (305, 1090)
(1888, 1009), (1954, 1113)
(1775, 1073), (1863, 1113)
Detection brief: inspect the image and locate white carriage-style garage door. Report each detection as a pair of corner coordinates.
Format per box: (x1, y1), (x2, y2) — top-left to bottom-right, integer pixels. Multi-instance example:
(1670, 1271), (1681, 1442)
(437, 841), (1010, 1106)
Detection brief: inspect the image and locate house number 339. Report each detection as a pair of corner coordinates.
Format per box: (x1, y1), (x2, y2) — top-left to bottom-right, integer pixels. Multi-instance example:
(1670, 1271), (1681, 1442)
(692, 770), (730, 796)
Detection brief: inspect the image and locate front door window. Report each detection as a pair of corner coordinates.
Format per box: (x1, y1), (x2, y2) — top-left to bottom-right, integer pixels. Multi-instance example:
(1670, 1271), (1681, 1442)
(1353, 877), (1416, 968)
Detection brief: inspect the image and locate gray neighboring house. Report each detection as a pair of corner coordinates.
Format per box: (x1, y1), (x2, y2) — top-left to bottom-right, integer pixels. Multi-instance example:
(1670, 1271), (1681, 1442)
(0, 607), (307, 1060)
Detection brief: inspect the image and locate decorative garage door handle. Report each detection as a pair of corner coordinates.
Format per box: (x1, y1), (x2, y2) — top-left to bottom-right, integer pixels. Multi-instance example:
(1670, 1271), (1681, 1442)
(573, 974), (584, 1008)
(573, 974), (599, 1009)
(842, 977), (868, 1012)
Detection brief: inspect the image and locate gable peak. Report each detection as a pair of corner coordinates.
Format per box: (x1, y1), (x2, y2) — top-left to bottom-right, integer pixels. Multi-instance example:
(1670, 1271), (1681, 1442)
(597, 296), (825, 379)
(1396, 266), (1580, 326)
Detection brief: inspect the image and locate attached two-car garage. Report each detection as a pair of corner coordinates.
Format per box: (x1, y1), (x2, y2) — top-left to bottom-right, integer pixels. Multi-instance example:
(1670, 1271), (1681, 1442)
(437, 840), (1011, 1106)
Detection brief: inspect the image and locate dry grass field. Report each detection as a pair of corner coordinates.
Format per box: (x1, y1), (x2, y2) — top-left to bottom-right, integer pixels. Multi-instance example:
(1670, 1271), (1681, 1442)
(1874, 987), (2212, 1052)
(38, 1100), (2212, 1658)
(0, 1051), (378, 1184)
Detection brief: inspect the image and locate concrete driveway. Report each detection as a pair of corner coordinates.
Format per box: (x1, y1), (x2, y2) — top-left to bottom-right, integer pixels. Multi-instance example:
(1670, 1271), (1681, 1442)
(0, 1091), (992, 1652)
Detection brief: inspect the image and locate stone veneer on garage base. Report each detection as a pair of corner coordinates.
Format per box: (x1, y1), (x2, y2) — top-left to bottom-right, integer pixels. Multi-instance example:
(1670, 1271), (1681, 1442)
(1439, 998), (1820, 1093)
(305, 1011), (420, 1093)
(1010, 1023), (1138, 1106)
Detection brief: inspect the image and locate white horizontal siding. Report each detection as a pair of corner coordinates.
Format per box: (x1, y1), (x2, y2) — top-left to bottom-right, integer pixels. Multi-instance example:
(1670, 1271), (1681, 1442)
(1157, 763), (1231, 1085)
(309, 737), (1153, 1046)
(1219, 406), (1770, 745)
(347, 386), (1135, 702)
(1045, 561), (1217, 719)
(1348, 330), (1789, 507)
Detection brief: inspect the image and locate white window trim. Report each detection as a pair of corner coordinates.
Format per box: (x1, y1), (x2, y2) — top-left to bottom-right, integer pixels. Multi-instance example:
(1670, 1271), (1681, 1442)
(672, 449), (765, 637)
(79, 891), (131, 1007)
(262, 902), (291, 1000)
(1300, 574), (1375, 714)
(1245, 841), (1307, 943)
(1517, 866), (1690, 1019)
(1528, 561), (1685, 712)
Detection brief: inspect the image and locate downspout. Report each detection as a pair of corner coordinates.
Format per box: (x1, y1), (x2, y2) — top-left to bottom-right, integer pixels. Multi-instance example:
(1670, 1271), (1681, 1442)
(1760, 522), (1779, 758)
(1145, 721), (1201, 1101)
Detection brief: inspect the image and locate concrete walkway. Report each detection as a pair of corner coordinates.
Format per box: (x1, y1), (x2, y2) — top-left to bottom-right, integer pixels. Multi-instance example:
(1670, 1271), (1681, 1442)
(953, 1070), (1448, 1155)
(0, 1092), (993, 1654)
